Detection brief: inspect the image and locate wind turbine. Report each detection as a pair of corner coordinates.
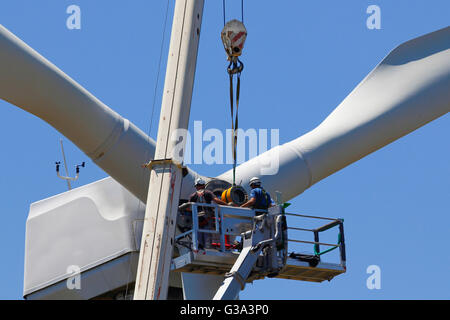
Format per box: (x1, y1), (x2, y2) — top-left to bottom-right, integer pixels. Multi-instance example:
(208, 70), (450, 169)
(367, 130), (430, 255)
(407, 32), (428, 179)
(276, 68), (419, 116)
(0, 1), (448, 299)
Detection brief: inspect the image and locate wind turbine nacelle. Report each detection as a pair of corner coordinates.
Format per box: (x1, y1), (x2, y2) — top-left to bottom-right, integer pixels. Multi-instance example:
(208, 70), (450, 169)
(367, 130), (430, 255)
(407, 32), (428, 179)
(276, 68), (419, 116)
(22, 177), (181, 300)
(22, 176), (242, 300)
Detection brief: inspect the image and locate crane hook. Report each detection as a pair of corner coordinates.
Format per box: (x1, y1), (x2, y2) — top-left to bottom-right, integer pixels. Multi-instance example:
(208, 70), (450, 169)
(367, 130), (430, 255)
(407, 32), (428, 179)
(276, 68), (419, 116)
(221, 19), (247, 75)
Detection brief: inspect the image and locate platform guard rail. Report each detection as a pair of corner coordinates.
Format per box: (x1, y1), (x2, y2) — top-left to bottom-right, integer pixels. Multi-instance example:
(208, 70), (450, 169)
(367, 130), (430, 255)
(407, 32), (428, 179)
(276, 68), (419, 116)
(176, 202), (346, 269)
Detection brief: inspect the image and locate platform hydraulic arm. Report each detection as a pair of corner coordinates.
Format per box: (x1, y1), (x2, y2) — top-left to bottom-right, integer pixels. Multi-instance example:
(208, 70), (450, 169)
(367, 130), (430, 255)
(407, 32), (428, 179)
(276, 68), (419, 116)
(213, 206), (288, 300)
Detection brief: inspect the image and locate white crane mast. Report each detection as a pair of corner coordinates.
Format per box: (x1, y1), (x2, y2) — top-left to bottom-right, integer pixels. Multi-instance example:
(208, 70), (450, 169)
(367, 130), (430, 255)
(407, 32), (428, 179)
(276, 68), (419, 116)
(133, 0), (204, 300)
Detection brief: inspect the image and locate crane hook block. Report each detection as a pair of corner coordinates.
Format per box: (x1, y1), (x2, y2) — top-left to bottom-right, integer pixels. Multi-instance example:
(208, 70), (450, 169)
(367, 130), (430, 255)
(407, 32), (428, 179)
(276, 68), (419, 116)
(221, 20), (247, 59)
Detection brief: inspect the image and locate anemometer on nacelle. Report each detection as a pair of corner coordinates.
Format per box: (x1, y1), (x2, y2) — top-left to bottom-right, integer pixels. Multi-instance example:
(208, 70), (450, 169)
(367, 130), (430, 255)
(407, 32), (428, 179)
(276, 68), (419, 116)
(54, 138), (85, 190)
(55, 161), (85, 182)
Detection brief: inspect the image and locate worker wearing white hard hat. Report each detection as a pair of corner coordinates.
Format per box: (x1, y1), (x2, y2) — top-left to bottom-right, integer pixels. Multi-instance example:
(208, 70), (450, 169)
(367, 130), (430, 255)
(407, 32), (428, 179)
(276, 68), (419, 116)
(194, 177), (206, 186)
(248, 177), (261, 187)
(241, 177), (274, 209)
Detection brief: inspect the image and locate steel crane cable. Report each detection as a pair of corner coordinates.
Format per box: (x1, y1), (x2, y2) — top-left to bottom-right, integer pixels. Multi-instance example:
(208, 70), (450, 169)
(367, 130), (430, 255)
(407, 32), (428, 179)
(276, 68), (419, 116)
(222, 0), (244, 25)
(223, 0), (226, 26)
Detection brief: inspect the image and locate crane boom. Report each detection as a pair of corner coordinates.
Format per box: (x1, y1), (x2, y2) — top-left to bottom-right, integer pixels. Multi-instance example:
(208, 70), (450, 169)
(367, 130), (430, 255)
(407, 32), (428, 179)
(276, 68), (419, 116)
(133, 0), (204, 300)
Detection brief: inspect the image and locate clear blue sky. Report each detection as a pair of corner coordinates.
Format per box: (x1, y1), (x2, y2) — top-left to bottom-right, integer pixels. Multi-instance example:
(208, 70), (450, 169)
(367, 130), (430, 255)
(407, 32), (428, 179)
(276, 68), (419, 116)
(0, 0), (449, 299)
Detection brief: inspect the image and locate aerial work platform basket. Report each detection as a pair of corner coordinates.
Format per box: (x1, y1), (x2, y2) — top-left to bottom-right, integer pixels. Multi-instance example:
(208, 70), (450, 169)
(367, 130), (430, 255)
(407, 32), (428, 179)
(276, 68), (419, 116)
(172, 203), (346, 284)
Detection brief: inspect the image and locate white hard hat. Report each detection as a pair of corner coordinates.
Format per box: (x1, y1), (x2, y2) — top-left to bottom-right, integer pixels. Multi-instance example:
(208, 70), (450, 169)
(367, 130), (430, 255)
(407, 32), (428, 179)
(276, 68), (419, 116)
(249, 177), (261, 186)
(195, 178), (206, 186)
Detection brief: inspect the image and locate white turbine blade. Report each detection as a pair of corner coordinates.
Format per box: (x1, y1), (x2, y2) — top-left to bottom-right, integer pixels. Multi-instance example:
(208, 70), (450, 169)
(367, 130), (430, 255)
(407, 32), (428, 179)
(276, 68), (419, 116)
(218, 26), (450, 202)
(0, 24), (199, 202)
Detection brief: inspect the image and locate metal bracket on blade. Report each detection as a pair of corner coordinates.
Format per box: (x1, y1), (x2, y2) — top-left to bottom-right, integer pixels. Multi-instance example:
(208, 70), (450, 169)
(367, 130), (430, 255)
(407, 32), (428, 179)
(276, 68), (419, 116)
(142, 158), (186, 173)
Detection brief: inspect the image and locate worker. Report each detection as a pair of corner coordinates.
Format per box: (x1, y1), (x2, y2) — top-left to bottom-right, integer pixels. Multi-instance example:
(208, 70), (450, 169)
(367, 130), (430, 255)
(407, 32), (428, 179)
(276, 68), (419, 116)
(189, 178), (228, 206)
(241, 177), (274, 210)
(189, 178), (227, 249)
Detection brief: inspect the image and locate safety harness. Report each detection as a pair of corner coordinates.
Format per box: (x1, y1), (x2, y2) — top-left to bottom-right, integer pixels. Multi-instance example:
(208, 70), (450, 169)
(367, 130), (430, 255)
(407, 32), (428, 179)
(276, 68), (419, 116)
(255, 188), (271, 210)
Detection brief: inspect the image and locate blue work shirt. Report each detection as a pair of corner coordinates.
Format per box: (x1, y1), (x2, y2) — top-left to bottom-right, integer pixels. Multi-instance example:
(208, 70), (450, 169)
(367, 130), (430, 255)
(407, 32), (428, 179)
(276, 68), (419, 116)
(249, 187), (274, 209)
